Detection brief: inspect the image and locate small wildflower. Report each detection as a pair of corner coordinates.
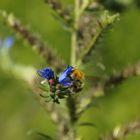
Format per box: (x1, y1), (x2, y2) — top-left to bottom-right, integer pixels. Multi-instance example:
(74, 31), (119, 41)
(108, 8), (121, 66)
(38, 65), (85, 103)
(58, 65), (74, 87)
(3, 37), (14, 48)
(38, 68), (55, 80)
(0, 37), (14, 49)
(0, 39), (2, 46)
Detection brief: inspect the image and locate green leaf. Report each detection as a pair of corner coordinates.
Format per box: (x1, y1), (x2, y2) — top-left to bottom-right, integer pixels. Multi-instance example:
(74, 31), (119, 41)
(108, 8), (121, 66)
(78, 122), (96, 128)
(28, 130), (54, 140)
(35, 132), (54, 140)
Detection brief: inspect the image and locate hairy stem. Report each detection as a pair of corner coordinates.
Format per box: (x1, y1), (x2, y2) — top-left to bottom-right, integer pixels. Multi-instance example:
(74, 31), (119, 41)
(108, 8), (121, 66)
(71, 0), (80, 66)
(71, 30), (77, 66)
(100, 119), (140, 140)
(104, 62), (140, 88)
(67, 1), (81, 140)
(77, 12), (119, 66)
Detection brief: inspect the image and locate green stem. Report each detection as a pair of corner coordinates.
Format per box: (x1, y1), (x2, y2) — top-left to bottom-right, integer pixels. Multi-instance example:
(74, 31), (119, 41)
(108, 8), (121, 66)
(71, 31), (77, 66)
(68, 1), (81, 140)
(71, 0), (80, 66)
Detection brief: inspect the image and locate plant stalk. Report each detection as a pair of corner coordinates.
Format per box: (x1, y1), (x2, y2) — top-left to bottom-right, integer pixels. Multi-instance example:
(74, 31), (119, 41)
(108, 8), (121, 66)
(71, 0), (80, 66)
(67, 0), (81, 140)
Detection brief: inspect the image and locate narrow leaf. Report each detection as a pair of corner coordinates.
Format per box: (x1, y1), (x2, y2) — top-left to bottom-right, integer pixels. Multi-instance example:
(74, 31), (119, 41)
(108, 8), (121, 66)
(28, 130), (54, 140)
(78, 122), (96, 128)
(35, 132), (53, 140)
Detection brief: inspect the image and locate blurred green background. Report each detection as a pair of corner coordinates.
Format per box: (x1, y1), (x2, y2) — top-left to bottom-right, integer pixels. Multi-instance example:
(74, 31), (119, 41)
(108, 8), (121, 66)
(0, 0), (140, 140)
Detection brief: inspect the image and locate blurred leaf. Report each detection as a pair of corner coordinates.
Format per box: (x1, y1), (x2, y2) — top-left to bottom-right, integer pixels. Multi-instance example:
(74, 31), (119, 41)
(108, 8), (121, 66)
(77, 10), (119, 65)
(28, 130), (54, 140)
(78, 122), (96, 128)
(78, 99), (99, 117)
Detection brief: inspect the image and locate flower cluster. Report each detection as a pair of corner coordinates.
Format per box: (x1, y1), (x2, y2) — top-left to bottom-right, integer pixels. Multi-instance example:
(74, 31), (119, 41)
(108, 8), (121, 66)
(38, 65), (84, 103)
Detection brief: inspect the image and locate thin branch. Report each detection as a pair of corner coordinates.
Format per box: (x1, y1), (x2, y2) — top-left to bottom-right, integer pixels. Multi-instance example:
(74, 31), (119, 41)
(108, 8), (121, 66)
(67, 0), (80, 125)
(44, 0), (71, 20)
(100, 119), (140, 140)
(77, 11), (119, 66)
(0, 10), (65, 72)
(84, 62), (140, 91)
(44, 0), (72, 27)
(66, 95), (78, 124)
(85, 62), (140, 92)
(78, 62), (140, 116)
(104, 62), (140, 88)
(70, 0), (80, 66)
(79, 0), (92, 16)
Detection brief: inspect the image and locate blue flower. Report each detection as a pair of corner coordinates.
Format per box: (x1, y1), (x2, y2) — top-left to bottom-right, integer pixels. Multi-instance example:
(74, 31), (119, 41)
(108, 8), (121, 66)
(59, 65), (74, 87)
(0, 39), (2, 47)
(3, 37), (14, 48)
(38, 68), (54, 80)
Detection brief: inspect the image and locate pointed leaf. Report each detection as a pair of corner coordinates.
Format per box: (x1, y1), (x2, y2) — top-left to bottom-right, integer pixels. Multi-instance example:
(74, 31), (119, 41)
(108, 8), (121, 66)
(28, 130), (54, 140)
(78, 122), (96, 128)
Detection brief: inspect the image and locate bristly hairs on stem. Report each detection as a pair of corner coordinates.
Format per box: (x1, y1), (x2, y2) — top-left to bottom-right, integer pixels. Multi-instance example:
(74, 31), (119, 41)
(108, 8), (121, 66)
(44, 0), (73, 30)
(104, 61), (140, 88)
(77, 11), (119, 66)
(44, 0), (71, 21)
(100, 119), (140, 140)
(66, 0), (81, 140)
(78, 62), (140, 116)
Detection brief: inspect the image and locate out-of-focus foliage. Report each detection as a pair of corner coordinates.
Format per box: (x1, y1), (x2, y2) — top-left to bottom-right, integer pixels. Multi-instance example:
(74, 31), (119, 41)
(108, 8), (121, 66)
(79, 6), (140, 140)
(98, 0), (140, 11)
(0, 0), (140, 140)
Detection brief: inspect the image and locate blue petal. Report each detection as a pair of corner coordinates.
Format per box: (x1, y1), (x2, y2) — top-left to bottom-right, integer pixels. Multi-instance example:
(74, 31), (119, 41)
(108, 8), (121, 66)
(59, 65), (74, 86)
(3, 37), (14, 48)
(60, 77), (73, 86)
(38, 68), (54, 80)
(0, 39), (2, 47)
